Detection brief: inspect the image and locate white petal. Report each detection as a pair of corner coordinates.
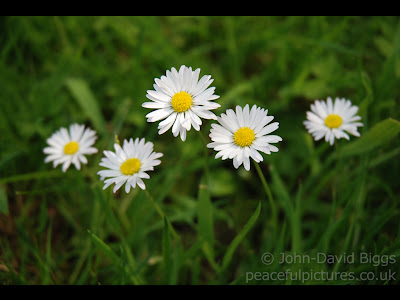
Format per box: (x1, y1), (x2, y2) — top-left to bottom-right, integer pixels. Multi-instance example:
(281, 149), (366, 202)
(314, 100), (328, 119)
(113, 180), (126, 193)
(210, 123), (232, 137)
(243, 157), (251, 171)
(62, 157), (73, 172)
(225, 109), (240, 131)
(193, 87), (216, 103)
(136, 177), (146, 190)
(72, 155), (81, 170)
(306, 111), (324, 124)
(235, 105), (244, 128)
(242, 104), (250, 125)
(59, 127), (71, 143)
(180, 127), (187, 141)
(194, 109), (217, 120)
(43, 147), (61, 155)
(209, 132), (233, 143)
(256, 122), (279, 137)
(192, 75), (212, 96)
(154, 78), (175, 97)
(46, 135), (64, 148)
(172, 114), (182, 137)
(125, 181), (131, 193)
(232, 156), (240, 169)
(97, 170), (121, 178)
(189, 68), (200, 92)
(146, 108), (174, 122)
(44, 154), (62, 164)
(158, 113), (177, 135)
(250, 147), (263, 162)
(146, 90), (171, 102)
(217, 114), (236, 133)
(142, 101), (170, 109)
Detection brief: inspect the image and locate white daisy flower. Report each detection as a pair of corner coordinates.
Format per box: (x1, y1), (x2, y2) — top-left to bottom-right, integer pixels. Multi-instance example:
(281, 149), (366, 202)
(304, 97), (363, 145)
(97, 138), (163, 193)
(207, 104), (282, 171)
(43, 123), (98, 172)
(142, 65), (220, 141)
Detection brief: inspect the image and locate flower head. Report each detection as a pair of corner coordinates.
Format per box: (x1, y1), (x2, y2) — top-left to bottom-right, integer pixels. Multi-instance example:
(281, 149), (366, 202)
(207, 104), (282, 171)
(97, 138), (163, 193)
(304, 97), (363, 145)
(143, 65), (220, 141)
(43, 123), (98, 172)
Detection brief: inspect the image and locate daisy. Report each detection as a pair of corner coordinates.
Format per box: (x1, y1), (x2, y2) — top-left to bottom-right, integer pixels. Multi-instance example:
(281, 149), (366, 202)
(207, 104), (282, 171)
(97, 138), (163, 193)
(142, 65), (220, 141)
(43, 123), (98, 172)
(303, 97), (363, 145)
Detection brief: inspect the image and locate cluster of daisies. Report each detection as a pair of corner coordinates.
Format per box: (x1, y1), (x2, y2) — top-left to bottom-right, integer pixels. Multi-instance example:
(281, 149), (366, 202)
(44, 65), (363, 193)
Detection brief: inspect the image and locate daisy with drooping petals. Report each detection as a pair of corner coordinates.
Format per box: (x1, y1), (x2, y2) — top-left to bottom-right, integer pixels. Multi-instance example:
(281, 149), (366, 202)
(207, 104), (282, 171)
(98, 138), (163, 193)
(304, 97), (363, 145)
(142, 65), (220, 141)
(43, 123), (98, 172)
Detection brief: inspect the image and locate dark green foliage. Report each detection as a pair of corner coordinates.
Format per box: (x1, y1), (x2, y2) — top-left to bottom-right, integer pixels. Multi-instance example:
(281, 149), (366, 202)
(0, 16), (399, 285)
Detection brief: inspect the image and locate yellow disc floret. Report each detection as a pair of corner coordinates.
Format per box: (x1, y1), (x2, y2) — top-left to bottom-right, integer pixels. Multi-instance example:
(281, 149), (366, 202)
(120, 158), (141, 175)
(234, 127), (255, 147)
(171, 91), (192, 113)
(64, 141), (79, 155)
(324, 114), (343, 129)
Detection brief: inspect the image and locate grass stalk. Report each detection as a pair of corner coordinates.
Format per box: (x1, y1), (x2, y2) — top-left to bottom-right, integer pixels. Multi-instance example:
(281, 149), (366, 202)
(253, 162), (278, 233)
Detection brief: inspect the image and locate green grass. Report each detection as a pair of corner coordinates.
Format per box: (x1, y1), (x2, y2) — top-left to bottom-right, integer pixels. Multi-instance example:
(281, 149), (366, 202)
(1, 16), (400, 285)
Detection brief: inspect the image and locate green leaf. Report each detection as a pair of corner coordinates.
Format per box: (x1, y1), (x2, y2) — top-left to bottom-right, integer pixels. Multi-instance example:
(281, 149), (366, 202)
(87, 230), (142, 284)
(220, 201), (261, 272)
(65, 78), (106, 134)
(0, 185), (9, 215)
(87, 230), (120, 264)
(0, 170), (64, 184)
(269, 163), (293, 219)
(361, 71), (373, 98)
(341, 118), (400, 157)
(358, 71), (373, 116)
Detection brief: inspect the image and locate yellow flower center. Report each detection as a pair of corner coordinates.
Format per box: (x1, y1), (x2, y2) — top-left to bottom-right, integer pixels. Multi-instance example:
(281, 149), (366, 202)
(64, 141), (79, 155)
(234, 127), (255, 147)
(120, 158), (141, 175)
(324, 114), (343, 129)
(171, 91), (192, 113)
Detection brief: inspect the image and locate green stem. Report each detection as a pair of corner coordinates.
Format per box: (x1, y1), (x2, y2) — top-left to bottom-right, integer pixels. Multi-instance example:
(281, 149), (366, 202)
(143, 189), (180, 241)
(334, 141), (342, 165)
(253, 162), (277, 232)
(197, 130), (210, 184)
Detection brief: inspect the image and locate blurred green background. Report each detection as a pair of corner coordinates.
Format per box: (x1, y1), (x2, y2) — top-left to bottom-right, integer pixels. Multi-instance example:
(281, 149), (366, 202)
(0, 16), (399, 285)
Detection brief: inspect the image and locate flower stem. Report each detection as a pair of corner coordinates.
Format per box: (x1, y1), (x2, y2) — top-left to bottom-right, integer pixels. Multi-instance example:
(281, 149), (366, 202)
(253, 161), (277, 231)
(197, 130), (210, 183)
(143, 189), (180, 241)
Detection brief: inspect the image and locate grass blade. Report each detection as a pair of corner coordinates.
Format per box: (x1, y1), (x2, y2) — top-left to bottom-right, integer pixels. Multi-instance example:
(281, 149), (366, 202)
(220, 201), (261, 273)
(341, 118), (400, 157)
(65, 78), (106, 134)
(0, 170), (64, 184)
(197, 176), (215, 266)
(87, 229), (142, 284)
(87, 229), (120, 265)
